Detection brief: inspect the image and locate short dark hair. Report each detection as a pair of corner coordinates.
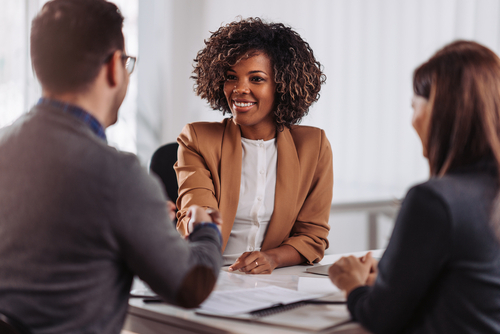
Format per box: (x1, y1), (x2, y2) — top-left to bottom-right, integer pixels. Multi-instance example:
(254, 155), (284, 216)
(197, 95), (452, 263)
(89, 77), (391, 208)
(31, 0), (124, 93)
(413, 40), (500, 176)
(192, 17), (326, 130)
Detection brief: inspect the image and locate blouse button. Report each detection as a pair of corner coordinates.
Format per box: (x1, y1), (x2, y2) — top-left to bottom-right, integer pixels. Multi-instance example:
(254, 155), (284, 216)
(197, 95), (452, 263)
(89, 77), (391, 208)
(259, 170), (265, 175)
(257, 196), (263, 201)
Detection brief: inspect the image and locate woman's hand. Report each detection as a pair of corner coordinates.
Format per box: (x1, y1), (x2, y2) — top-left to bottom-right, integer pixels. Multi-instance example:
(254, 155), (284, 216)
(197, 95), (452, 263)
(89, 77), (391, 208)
(228, 251), (277, 274)
(360, 252), (378, 286)
(166, 200), (176, 222)
(328, 252), (377, 295)
(228, 245), (305, 274)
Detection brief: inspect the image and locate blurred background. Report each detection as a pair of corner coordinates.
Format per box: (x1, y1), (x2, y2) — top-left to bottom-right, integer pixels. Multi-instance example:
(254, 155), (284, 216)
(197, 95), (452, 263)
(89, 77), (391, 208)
(3, 0), (500, 254)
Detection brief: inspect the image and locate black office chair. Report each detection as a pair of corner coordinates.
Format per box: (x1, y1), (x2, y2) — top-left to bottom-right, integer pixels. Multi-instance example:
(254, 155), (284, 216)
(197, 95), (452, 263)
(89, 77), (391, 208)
(0, 312), (32, 334)
(150, 142), (179, 205)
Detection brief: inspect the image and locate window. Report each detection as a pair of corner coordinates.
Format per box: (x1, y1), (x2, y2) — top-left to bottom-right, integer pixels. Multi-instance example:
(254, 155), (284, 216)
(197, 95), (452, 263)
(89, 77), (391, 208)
(0, 0), (138, 154)
(0, 1), (28, 128)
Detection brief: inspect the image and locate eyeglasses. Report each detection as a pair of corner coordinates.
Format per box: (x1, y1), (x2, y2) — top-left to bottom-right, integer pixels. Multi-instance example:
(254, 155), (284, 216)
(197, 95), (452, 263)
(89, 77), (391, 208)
(104, 52), (137, 75)
(122, 54), (137, 75)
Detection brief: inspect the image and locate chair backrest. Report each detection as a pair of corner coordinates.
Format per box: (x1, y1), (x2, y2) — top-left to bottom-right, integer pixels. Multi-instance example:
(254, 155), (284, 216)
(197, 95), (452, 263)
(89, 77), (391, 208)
(0, 312), (32, 334)
(149, 142), (179, 204)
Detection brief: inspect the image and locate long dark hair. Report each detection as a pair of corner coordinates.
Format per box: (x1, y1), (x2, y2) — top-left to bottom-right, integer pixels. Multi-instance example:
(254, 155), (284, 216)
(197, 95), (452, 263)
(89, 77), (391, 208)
(413, 40), (500, 177)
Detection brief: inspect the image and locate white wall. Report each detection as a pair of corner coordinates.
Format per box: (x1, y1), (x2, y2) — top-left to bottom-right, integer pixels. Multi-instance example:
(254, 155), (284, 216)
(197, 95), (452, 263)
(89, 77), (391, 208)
(137, 0), (500, 252)
(138, 0), (500, 188)
(5, 0), (500, 253)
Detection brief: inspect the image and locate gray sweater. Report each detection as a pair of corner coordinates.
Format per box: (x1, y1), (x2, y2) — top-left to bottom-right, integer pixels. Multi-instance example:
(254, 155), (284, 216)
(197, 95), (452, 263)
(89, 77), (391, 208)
(0, 104), (223, 334)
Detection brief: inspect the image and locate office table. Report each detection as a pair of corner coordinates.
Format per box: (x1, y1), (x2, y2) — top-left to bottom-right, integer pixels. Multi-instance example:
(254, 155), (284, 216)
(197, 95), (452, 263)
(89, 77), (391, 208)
(123, 250), (383, 334)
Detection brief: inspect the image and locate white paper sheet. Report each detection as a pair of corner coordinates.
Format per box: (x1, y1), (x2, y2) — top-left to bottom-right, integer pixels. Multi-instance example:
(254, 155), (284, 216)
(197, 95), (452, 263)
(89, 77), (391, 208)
(215, 270), (299, 291)
(130, 277), (157, 297)
(297, 277), (341, 295)
(199, 285), (323, 315)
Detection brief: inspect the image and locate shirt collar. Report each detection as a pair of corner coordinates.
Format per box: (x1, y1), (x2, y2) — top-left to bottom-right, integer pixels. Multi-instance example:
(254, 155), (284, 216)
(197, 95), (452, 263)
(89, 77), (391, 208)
(37, 98), (107, 142)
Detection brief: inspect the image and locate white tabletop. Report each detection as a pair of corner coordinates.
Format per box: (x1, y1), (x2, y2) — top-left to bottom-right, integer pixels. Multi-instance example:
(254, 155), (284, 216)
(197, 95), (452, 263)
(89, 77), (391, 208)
(125, 250), (384, 334)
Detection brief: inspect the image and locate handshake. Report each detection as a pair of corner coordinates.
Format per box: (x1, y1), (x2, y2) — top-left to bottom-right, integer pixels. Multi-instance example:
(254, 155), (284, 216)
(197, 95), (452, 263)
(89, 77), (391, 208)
(167, 201), (222, 235)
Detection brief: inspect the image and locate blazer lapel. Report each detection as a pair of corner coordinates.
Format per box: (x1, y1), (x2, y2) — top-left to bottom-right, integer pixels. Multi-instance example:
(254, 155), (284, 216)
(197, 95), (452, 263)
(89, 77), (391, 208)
(261, 127), (300, 251)
(219, 119), (242, 250)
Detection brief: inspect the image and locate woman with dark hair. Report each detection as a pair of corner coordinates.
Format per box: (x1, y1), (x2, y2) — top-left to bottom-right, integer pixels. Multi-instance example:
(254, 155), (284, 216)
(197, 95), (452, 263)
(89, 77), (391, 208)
(329, 40), (500, 333)
(175, 17), (332, 274)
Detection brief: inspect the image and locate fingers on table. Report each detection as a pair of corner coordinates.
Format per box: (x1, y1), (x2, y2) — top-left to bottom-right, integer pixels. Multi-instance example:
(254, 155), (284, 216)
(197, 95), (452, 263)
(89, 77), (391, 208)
(245, 259), (271, 274)
(236, 252), (265, 273)
(228, 252), (252, 271)
(240, 256), (260, 272)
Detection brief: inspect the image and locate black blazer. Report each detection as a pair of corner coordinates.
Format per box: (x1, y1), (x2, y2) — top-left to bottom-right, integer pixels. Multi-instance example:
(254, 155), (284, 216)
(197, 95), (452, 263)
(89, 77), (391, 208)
(348, 159), (500, 334)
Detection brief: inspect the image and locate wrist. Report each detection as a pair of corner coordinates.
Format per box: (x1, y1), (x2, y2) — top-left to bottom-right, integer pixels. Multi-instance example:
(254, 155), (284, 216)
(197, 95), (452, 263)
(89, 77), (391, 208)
(344, 282), (364, 296)
(262, 250), (280, 269)
(263, 245), (304, 269)
(189, 222), (222, 243)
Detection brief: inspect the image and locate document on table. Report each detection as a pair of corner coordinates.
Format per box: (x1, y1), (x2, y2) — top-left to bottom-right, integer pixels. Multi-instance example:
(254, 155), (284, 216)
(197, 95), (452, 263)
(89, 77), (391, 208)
(298, 277), (341, 295)
(199, 285), (323, 315)
(215, 270), (299, 291)
(197, 285), (351, 331)
(130, 277), (157, 298)
(298, 277), (346, 303)
(196, 273), (351, 331)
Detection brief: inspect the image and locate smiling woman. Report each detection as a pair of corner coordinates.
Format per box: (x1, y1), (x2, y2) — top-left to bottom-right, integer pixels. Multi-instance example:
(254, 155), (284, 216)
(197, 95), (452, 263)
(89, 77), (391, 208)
(223, 52), (276, 140)
(174, 17), (333, 274)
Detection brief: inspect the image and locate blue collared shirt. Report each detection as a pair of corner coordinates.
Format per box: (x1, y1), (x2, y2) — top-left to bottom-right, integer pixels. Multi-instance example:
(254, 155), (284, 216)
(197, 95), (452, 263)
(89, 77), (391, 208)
(37, 98), (107, 142)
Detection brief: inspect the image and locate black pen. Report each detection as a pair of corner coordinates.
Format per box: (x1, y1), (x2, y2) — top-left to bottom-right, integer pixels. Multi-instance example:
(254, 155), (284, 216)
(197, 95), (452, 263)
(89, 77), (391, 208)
(306, 299), (346, 305)
(143, 298), (164, 303)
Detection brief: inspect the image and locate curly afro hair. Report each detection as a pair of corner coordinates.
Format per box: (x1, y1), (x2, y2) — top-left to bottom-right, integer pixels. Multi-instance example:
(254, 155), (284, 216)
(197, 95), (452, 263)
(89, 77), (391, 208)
(192, 17), (326, 130)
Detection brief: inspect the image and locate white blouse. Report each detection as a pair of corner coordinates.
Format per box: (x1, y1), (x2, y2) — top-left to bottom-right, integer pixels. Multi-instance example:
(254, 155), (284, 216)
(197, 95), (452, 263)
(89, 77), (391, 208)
(223, 137), (277, 265)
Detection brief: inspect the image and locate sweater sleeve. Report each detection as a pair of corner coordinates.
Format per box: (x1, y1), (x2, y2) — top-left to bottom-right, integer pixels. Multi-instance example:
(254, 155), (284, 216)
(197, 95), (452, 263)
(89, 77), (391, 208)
(347, 185), (451, 333)
(112, 154), (222, 308)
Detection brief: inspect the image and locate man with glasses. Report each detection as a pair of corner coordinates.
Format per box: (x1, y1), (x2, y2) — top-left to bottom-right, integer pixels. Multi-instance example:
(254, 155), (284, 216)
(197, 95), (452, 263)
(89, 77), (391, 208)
(0, 1), (223, 333)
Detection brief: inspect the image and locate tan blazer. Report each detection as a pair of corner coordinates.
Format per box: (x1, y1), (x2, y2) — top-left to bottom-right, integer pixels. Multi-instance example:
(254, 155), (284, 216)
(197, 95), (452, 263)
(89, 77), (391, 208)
(175, 118), (333, 263)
